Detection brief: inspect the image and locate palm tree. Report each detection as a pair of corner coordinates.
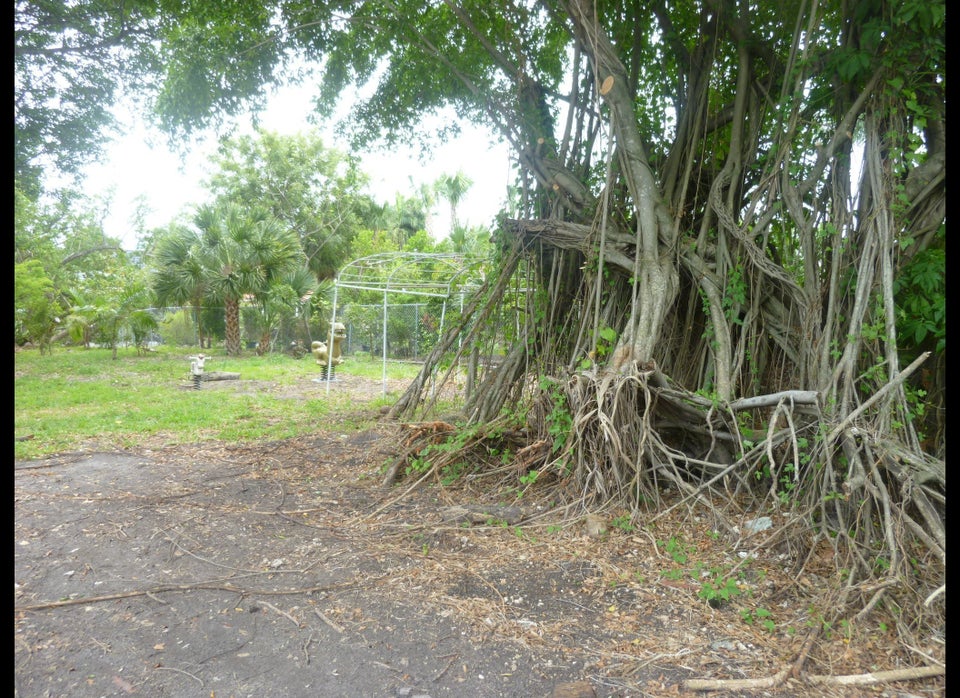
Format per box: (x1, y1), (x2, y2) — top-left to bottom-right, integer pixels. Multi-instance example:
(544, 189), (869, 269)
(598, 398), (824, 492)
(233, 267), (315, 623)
(435, 171), (473, 233)
(151, 224), (209, 348)
(392, 193), (427, 249)
(63, 290), (99, 349)
(253, 265), (318, 355)
(447, 224), (491, 258)
(151, 205), (303, 356)
(193, 203), (301, 356)
(413, 178), (437, 239)
(96, 275), (157, 360)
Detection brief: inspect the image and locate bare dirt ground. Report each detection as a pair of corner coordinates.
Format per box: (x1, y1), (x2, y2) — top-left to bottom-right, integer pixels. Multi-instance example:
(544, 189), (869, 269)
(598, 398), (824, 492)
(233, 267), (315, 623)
(15, 376), (945, 698)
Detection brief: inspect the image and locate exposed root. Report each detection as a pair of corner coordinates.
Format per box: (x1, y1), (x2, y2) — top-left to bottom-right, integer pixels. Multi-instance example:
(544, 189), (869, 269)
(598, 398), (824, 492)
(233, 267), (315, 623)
(380, 420), (457, 487)
(384, 360), (945, 665)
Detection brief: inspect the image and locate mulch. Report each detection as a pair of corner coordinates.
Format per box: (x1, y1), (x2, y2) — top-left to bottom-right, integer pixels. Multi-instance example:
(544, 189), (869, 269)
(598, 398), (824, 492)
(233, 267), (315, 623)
(15, 406), (944, 697)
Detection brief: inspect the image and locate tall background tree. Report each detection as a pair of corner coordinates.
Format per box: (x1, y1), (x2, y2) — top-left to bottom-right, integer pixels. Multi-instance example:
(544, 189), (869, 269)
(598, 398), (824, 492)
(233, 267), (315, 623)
(151, 202), (304, 356)
(15, 0), (287, 198)
(15, 183), (147, 356)
(191, 202), (302, 356)
(150, 223), (211, 348)
(435, 170), (473, 233)
(205, 130), (373, 281)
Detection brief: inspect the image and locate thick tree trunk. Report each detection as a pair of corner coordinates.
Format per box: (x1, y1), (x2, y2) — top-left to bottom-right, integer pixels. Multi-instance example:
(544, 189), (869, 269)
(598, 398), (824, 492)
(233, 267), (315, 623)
(564, 0), (679, 365)
(257, 330), (272, 355)
(359, 0), (945, 665)
(224, 297), (242, 356)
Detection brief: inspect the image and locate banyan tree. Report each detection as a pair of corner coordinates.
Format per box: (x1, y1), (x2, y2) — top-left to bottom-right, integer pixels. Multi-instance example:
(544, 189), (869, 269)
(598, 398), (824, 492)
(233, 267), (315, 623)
(314, 1), (944, 640)
(18, 0), (943, 668)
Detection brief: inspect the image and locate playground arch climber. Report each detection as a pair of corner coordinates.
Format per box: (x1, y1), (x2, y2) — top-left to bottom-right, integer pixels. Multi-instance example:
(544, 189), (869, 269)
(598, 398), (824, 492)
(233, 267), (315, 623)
(322, 252), (485, 395)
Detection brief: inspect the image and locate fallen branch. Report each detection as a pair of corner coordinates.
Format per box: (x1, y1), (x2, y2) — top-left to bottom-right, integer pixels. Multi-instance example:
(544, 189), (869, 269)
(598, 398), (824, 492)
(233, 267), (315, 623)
(313, 608), (345, 633)
(683, 669), (789, 691)
(683, 665), (944, 692)
(258, 600), (302, 628)
(15, 578), (364, 612)
(431, 653), (460, 682)
(806, 665), (945, 686)
(924, 584), (945, 607)
(367, 466), (435, 519)
(154, 665), (204, 687)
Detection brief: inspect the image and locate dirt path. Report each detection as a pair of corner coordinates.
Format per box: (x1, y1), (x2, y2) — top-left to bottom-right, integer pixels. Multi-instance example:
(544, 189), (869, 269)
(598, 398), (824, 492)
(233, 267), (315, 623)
(15, 384), (943, 698)
(16, 426), (621, 698)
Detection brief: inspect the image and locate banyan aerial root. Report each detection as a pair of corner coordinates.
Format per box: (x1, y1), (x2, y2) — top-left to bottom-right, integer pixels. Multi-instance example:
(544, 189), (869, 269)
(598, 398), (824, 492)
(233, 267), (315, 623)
(385, 361), (944, 647)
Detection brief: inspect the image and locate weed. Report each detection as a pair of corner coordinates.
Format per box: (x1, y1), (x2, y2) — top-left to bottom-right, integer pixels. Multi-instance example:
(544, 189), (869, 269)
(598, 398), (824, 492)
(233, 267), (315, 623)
(519, 470), (540, 487)
(610, 514), (635, 532)
(741, 607), (775, 631)
(699, 576), (740, 607)
(579, 326), (618, 368)
(512, 526), (534, 542)
(405, 453), (432, 477)
(440, 461), (469, 485)
(806, 607), (835, 639)
(658, 536), (694, 564)
(538, 377), (573, 454)
(484, 517), (508, 528)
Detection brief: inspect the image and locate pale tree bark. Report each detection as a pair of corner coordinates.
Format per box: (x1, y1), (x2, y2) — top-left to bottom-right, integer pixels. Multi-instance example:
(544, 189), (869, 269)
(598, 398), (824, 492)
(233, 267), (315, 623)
(563, 0), (679, 368)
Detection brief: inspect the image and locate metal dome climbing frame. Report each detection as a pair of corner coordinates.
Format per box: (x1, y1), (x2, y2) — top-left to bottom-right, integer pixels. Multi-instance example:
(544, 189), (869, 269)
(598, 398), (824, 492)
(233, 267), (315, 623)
(323, 252), (485, 395)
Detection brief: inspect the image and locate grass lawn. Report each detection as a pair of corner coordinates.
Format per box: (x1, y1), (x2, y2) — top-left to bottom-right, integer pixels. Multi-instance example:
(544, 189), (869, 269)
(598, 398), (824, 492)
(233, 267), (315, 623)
(14, 345), (425, 461)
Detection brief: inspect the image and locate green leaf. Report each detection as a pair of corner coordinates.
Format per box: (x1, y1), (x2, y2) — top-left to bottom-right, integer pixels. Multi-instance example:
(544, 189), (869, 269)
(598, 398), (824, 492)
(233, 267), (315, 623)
(599, 326), (617, 342)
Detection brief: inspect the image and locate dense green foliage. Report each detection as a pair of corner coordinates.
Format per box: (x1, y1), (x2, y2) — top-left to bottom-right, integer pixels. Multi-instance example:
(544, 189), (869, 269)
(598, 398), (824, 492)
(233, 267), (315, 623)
(15, 0), (945, 437)
(155, 202), (303, 356)
(14, 259), (58, 353)
(14, 110), (480, 359)
(14, 0), (290, 196)
(205, 131), (375, 280)
(15, 184), (148, 355)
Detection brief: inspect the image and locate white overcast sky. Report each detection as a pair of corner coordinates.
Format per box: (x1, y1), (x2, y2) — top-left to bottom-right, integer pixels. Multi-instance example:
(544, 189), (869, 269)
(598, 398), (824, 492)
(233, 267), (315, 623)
(79, 81), (515, 250)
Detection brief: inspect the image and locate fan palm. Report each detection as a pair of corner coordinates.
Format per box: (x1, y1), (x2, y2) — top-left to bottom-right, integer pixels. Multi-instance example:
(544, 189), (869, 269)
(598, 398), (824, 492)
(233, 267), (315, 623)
(151, 225), (208, 347)
(193, 203), (301, 356)
(435, 171), (473, 232)
(253, 265), (318, 355)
